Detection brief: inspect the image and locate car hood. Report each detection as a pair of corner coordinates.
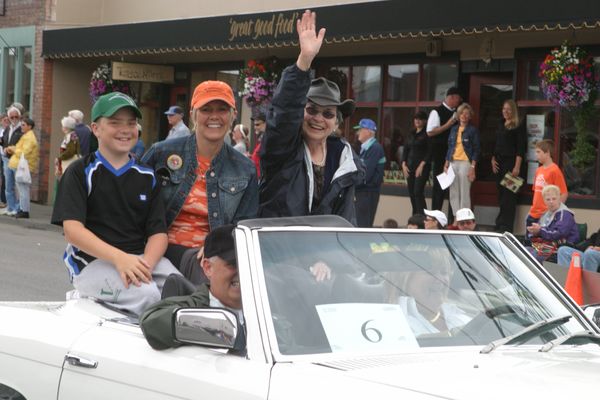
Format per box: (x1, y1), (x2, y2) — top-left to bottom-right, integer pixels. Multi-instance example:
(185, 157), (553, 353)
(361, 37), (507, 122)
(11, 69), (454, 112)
(0, 299), (129, 367)
(271, 348), (600, 399)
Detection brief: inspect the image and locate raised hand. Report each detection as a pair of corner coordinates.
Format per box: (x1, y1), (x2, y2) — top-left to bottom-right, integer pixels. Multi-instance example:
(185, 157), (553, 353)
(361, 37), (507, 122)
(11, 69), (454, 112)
(296, 10), (326, 71)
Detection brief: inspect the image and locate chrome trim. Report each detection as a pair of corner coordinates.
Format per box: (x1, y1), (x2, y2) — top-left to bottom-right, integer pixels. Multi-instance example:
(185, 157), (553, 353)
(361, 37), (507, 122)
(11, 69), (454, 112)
(64, 354), (98, 369)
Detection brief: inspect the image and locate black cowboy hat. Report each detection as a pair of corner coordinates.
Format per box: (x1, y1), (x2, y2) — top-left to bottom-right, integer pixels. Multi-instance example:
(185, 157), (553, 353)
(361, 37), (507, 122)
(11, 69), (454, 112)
(307, 77), (355, 119)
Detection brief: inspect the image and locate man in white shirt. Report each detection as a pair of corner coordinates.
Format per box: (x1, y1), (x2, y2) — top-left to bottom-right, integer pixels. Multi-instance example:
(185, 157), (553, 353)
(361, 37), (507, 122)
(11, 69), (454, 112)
(426, 87), (461, 213)
(164, 105), (191, 141)
(1, 107), (24, 215)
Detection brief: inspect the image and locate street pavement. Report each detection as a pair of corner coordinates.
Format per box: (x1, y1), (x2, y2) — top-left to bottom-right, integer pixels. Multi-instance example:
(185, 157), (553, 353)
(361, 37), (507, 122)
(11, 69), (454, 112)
(0, 202), (72, 301)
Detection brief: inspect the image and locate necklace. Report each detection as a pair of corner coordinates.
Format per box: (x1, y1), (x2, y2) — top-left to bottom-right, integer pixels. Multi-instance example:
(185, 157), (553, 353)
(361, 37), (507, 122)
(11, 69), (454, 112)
(429, 311), (441, 323)
(313, 147), (327, 167)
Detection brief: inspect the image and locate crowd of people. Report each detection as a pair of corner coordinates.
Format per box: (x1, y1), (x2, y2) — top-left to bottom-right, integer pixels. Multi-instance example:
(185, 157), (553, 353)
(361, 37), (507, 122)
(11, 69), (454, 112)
(1, 10), (595, 350)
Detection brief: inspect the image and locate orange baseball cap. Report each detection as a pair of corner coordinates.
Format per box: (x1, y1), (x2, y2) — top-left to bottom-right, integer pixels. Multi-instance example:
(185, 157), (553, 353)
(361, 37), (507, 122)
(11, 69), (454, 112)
(191, 80), (236, 110)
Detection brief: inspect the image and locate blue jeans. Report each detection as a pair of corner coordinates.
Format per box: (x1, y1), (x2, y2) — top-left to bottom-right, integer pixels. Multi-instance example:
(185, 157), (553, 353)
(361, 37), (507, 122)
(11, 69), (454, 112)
(557, 246), (600, 272)
(2, 156), (17, 212)
(15, 177), (30, 212)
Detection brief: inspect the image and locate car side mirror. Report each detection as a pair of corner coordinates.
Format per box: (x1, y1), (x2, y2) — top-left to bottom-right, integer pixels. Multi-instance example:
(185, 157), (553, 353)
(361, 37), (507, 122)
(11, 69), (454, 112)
(173, 308), (242, 350)
(583, 304), (600, 328)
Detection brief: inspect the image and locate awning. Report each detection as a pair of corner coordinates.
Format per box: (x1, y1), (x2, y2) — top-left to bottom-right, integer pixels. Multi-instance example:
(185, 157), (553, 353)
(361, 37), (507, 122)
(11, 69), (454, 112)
(42, 0), (600, 59)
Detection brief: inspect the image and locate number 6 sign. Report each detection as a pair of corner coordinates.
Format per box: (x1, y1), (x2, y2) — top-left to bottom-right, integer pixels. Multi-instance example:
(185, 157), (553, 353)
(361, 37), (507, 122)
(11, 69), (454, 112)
(316, 303), (418, 353)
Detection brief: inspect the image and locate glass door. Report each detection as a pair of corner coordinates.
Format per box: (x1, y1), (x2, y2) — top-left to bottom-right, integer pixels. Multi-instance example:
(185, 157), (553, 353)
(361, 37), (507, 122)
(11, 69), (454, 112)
(469, 74), (513, 206)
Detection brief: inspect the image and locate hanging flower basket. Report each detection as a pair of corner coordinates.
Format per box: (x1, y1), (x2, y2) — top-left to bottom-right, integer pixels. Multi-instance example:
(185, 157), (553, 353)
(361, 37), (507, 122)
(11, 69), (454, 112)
(238, 57), (281, 108)
(89, 63), (134, 103)
(539, 42), (599, 168)
(539, 42), (598, 108)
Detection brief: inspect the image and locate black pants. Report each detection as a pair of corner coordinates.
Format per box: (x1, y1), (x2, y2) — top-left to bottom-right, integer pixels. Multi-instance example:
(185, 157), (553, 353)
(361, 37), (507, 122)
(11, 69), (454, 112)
(406, 163), (430, 215)
(430, 146), (447, 211)
(355, 191), (380, 227)
(494, 157), (520, 233)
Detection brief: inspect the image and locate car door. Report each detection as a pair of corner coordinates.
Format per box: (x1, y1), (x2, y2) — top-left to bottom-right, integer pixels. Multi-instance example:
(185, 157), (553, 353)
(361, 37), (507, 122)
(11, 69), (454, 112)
(57, 319), (270, 400)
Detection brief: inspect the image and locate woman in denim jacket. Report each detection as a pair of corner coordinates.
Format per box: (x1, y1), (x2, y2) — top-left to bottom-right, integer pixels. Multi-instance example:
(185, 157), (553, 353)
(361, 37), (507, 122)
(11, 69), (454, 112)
(143, 81), (258, 280)
(444, 103), (480, 220)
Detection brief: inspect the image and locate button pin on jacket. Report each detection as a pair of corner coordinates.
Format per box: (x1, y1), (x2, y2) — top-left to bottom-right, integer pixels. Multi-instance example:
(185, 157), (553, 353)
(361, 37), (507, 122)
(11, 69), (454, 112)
(166, 154), (183, 171)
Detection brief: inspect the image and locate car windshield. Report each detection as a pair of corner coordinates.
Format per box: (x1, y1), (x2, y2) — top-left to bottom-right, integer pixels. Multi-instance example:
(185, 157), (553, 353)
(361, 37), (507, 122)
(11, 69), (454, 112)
(256, 230), (586, 356)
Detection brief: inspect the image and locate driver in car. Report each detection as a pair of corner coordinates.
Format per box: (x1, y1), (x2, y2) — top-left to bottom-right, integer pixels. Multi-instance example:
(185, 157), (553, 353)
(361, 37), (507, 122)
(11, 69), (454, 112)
(140, 224), (242, 350)
(384, 249), (471, 335)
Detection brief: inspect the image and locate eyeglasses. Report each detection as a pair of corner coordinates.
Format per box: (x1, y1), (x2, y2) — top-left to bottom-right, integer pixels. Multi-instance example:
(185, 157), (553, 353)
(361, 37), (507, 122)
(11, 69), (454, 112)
(305, 106), (336, 120)
(9, 115), (19, 120)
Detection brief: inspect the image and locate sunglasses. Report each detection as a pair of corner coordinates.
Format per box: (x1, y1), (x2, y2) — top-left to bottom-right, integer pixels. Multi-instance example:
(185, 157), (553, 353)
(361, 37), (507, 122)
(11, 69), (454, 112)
(457, 220), (474, 226)
(9, 115), (20, 120)
(305, 106), (336, 120)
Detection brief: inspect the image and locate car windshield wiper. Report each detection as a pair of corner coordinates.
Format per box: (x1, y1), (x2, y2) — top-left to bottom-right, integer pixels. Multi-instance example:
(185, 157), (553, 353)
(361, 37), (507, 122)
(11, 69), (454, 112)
(539, 331), (600, 352)
(480, 315), (572, 354)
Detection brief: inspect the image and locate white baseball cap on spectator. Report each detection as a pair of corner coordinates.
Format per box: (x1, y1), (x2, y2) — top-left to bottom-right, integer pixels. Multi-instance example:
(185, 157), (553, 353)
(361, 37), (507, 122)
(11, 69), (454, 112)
(455, 208), (475, 222)
(424, 209), (448, 227)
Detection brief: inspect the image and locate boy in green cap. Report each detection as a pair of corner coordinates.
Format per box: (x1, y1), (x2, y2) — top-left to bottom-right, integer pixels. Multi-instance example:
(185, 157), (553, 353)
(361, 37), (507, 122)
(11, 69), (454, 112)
(52, 92), (180, 316)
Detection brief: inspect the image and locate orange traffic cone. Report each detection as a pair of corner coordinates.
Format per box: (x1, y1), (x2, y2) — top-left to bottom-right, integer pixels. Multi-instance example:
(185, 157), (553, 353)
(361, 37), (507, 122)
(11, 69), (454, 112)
(564, 251), (584, 305)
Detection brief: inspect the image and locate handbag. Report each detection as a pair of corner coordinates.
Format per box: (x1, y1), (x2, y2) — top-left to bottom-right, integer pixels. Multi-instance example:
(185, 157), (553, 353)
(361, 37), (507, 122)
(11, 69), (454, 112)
(15, 154), (32, 184)
(530, 237), (562, 260)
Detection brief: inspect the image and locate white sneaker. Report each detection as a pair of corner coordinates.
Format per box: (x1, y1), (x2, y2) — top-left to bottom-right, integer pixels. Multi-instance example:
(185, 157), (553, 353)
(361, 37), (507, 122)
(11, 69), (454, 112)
(0, 208), (8, 215)
(6, 210), (17, 216)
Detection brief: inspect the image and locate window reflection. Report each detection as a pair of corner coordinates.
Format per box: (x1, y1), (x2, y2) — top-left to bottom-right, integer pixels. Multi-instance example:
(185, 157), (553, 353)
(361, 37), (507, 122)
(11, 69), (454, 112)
(421, 63), (458, 101)
(386, 64), (418, 101)
(352, 66), (381, 103)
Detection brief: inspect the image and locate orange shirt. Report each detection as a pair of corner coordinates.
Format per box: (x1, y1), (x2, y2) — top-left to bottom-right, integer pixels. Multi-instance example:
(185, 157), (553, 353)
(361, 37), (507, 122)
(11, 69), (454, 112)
(529, 162), (567, 218)
(168, 156), (211, 247)
(452, 126), (468, 161)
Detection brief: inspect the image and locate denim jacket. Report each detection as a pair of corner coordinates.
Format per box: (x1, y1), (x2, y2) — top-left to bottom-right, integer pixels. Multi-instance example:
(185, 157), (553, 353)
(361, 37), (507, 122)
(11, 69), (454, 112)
(142, 134), (258, 228)
(445, 124), (481, 162)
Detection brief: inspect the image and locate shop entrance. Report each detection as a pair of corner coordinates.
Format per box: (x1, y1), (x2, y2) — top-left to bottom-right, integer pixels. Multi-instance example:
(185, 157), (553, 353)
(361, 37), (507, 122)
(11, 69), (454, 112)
(468, 73), (513, 206)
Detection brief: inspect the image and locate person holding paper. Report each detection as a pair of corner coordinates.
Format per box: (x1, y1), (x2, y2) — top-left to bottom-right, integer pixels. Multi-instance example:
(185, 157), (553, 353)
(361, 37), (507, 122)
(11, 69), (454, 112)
(491, 100), (527, 233)
(444, 103), (480, 223)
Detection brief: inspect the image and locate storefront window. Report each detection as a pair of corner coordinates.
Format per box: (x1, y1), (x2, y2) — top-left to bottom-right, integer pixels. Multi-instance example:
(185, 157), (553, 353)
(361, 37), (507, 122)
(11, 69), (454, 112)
(20, 47), (32, 109)
(519, 106), (555, 185)
(5, 47), (16, 109)
(326, 67), (350, 100)
(386, 64), (418, 101)
(523, 60), (545, 101)
(352, 66), (381, 103)
(381, 107), (434, 183)
(558, 107), (599, 196)
(420, 63), (458, 101)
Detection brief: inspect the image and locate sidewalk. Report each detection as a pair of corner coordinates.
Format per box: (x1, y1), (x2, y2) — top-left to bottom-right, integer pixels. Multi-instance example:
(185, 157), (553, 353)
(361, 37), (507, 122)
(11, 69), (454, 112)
(0, 202), (61, 232)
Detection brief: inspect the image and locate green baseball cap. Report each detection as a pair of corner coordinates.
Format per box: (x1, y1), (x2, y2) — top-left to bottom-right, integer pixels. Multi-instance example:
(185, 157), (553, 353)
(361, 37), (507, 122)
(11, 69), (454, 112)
(91, 92), (142, 122)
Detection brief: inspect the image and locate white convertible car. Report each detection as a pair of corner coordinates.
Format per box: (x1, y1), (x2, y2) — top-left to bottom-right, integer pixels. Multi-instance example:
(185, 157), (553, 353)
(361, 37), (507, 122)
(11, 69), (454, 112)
(2, 216), (600, 399)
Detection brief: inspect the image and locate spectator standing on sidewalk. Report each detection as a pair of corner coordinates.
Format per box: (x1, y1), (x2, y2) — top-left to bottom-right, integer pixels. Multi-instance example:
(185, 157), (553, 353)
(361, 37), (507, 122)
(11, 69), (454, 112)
(354, 118), (385, 227)
(426, 87), (461, 212)
(402, 111), (431, 215)
(491, 100), (526, 233)
(1, 107), (23, 216)
(0, 112), (9, 208)
(68, 109), (93, 157)
(164, 106), (191, 141)
(5, 117), (38, 219)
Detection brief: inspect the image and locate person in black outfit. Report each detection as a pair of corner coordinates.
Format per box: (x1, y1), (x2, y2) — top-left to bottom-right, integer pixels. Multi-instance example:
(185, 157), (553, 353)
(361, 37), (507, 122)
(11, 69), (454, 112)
(426, 87), (462, 212)
(402, 111), (431, 215)
(491, 99), (527, 233)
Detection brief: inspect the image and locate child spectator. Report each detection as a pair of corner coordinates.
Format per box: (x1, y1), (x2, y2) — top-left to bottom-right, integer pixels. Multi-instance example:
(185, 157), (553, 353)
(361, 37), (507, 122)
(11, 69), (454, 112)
(51, 92), (180, 316)
(527, 139), (567, 228)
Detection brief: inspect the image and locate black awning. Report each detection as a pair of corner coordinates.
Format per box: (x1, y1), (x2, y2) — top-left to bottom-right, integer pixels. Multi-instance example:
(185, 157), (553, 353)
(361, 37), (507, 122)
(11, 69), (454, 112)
(43, 0), (600, 58)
